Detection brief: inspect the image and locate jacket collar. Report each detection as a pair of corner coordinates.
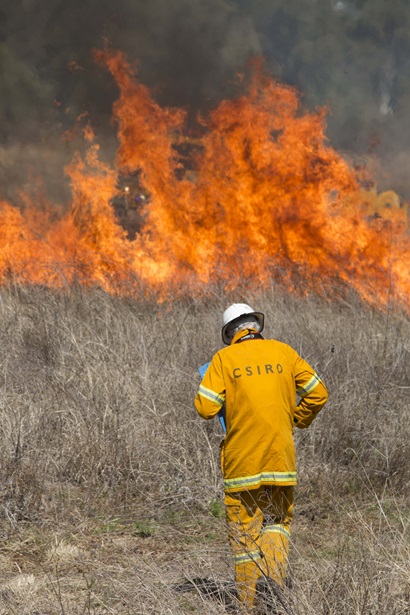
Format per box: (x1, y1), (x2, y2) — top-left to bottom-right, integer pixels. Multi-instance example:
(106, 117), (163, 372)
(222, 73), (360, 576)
(231, 328), (263, 345)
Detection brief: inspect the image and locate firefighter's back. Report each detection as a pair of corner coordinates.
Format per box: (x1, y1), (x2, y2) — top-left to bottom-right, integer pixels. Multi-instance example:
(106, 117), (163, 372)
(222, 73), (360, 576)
(219, 338), (299, 492)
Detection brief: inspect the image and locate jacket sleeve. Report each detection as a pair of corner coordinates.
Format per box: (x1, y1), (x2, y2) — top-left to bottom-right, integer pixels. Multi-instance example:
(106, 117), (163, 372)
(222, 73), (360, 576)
(195, 353), (226, 420)
(293, 353), (328, 429)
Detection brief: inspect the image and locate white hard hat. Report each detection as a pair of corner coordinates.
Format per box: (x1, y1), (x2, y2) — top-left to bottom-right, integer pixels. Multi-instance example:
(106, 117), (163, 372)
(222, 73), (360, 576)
(221, 303), (264, 345)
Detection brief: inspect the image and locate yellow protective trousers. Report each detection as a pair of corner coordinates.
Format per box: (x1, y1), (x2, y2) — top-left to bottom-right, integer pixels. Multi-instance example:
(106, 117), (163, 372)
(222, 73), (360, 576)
(224, 485), (294, 611)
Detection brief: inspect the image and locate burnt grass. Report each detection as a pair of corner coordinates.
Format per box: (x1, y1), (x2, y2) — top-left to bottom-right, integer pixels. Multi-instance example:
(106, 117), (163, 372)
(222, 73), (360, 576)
(0, 283), (409, 614)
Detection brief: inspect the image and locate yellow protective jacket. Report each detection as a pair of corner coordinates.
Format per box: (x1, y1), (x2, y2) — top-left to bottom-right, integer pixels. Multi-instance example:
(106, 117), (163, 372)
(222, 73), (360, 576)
(195, 329), (328, 493)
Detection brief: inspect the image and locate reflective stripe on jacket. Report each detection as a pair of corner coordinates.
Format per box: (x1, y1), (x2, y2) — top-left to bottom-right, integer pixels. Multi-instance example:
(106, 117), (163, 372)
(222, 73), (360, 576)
(195, 329), (328, 492)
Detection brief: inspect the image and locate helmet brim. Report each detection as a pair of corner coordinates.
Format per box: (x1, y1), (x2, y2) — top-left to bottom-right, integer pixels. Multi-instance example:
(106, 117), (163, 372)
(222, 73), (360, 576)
(222, 311), (264, 345)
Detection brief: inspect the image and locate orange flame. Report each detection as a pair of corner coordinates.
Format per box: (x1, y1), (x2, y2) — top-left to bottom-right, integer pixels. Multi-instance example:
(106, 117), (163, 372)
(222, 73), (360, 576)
(0, 48), (409, 310)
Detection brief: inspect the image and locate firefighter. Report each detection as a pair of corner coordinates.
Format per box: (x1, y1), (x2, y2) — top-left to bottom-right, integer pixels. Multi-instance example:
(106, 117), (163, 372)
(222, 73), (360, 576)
(195, 303), (328, 611)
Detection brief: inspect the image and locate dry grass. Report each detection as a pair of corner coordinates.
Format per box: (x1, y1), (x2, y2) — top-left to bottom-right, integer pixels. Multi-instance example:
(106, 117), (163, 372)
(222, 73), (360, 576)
(0, 283), (408, 614)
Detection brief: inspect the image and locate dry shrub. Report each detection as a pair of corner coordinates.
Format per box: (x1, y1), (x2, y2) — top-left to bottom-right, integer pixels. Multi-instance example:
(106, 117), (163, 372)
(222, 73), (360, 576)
(0, 285), (224, 521)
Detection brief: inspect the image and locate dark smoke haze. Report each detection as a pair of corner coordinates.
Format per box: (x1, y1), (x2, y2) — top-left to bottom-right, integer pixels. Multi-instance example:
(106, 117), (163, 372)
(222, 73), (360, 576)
(1, 0), (410, 201)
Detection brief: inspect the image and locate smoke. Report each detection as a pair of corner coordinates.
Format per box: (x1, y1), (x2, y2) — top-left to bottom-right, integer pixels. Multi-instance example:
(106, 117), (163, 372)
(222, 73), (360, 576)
(0, 0), (262, 201)
(1, 0), (262, 131)
(1, 0), (410, 200)
(116, 0), (261, 112)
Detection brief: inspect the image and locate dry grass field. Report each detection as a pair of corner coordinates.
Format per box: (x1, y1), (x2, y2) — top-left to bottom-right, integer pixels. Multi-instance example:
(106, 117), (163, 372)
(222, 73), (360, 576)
(0, 283), (409, 614)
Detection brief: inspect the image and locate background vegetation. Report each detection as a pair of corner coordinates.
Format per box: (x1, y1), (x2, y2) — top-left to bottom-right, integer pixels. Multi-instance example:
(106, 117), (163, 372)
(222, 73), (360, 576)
(0, 283), (408, 613)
